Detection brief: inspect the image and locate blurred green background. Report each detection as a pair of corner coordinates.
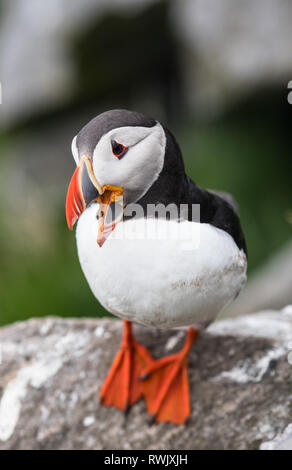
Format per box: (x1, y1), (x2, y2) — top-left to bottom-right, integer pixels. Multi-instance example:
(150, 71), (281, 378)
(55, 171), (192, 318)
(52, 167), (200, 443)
(0, 0), (291, 326)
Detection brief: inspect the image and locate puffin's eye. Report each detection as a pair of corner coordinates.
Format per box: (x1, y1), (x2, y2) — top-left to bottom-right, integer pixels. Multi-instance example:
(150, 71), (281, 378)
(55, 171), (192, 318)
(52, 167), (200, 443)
(111, 140), (128, 159)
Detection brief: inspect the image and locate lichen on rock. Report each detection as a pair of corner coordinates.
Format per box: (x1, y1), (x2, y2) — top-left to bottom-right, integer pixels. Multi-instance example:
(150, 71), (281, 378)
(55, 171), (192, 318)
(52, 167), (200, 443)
(0, 309), (292, 450)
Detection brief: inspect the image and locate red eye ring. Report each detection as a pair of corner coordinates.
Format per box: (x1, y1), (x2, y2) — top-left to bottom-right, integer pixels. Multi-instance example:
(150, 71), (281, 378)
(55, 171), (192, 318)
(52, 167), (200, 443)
(111, 140), (128, 159)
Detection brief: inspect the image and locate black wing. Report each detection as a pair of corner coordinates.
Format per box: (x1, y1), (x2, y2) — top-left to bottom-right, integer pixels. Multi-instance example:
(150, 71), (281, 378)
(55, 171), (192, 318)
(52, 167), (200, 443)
(186, 176), (247, 256)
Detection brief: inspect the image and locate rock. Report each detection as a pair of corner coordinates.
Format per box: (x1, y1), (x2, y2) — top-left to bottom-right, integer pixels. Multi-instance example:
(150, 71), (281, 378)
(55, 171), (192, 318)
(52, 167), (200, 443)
(260, 423), (292, 450)
(0, 309), (292, 450)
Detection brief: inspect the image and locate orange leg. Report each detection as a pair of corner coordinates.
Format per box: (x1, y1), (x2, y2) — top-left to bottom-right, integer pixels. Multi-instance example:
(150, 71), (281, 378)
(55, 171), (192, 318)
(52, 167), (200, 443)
(100, 320), (153, 412)
(140, 327), (199, 425)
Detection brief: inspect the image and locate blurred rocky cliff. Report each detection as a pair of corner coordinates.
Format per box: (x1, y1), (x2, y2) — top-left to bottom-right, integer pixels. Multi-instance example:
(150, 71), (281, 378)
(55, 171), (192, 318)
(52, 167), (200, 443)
(1, 0), (292, 126)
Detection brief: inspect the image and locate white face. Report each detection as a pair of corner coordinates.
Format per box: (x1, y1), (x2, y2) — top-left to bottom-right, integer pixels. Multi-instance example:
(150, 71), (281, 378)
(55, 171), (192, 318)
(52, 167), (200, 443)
(72, 122), (166, 204)
(71, 135), (79, 165)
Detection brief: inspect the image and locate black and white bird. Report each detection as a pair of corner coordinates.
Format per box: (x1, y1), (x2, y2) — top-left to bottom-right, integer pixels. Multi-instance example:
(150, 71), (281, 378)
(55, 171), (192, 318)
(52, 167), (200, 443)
(66, 109), (247, 424)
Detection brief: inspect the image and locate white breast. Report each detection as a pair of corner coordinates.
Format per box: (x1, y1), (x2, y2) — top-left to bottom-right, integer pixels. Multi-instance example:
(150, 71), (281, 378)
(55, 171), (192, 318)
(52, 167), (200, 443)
(76, 204), (247, 329)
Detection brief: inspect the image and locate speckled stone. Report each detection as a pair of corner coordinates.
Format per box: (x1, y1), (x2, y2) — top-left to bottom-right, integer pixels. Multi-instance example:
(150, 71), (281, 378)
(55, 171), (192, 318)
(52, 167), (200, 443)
(0, 311), (292, 450)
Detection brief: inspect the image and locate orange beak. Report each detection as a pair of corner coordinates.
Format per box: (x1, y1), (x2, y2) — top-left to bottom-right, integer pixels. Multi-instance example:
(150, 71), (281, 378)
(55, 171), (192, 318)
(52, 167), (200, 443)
(65, 164), (84, 231)
(96, 185), (124, 247)
(65, 156), (124, 247)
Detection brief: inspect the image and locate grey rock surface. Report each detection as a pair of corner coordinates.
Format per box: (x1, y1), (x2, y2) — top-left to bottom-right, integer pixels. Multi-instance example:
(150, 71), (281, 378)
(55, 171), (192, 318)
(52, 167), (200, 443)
(0, 310), (292, 450)
(260, 423), (292, 450)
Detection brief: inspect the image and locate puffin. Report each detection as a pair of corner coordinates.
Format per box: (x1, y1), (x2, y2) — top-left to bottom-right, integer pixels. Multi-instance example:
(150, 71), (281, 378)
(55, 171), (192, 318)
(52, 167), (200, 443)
(65, 109), (247, 425)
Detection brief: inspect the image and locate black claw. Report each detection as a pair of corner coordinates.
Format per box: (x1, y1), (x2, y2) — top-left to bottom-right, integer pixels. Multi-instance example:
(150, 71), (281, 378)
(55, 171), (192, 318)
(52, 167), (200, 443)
(148, 413), (157, 426)
(124, 402), (130, 416)
(139, 372), (150, 381)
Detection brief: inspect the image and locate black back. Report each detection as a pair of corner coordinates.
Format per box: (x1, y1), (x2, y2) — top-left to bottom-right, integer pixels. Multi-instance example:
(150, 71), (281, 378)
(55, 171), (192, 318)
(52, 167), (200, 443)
(137, 126), (247, 255)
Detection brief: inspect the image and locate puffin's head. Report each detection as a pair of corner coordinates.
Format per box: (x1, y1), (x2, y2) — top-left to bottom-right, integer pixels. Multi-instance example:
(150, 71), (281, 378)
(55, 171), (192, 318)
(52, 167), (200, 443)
(65, 109), (166, 246)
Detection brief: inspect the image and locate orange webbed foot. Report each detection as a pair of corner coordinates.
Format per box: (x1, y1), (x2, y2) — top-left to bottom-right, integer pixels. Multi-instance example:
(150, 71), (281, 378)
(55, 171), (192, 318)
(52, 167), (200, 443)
(100, 320), (153, 411)
(140, 327), (199, 425)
